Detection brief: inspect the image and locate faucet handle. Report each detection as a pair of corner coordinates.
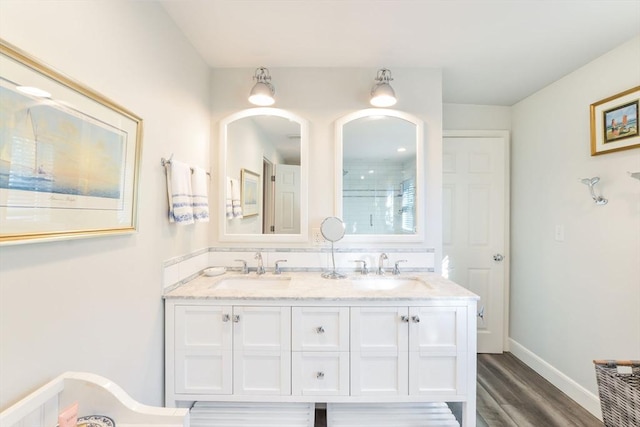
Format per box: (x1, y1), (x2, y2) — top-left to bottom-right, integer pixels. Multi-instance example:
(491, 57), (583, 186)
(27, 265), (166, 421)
(274, 259), (287, 275)
(393, 259), (408, 275)
(234, 259), (248, 274)
(352, 260), (369, 275)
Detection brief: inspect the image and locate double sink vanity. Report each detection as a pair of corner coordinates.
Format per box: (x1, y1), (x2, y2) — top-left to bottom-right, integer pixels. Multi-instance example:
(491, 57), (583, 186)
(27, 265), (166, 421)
(164, 268), (478, 427)
(163, 105), (478, 425)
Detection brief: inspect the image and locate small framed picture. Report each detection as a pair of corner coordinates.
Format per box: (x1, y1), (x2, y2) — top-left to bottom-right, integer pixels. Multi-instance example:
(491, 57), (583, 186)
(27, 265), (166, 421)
(240, 168), (259, 217)
(590, 86), (639, 156)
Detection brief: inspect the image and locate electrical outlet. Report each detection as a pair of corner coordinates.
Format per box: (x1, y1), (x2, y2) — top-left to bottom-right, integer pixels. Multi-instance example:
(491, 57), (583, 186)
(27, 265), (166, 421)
(312, 228), (325, 246)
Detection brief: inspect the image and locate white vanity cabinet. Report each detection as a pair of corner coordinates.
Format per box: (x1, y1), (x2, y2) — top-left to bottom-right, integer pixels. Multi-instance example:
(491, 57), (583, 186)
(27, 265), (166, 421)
(165, 272), (478, 427)
(167, 303), (291, 401)
(350, 305), (468, 398)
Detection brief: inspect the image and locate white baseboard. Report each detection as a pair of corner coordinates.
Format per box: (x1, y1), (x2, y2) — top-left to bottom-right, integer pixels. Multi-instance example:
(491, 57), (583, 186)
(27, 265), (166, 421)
(508, 338), (602, 421)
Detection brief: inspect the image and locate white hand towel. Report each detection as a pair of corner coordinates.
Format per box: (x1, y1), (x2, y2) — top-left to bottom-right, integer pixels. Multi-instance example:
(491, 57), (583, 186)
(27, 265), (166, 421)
(230, 178), (243, 218)
(191, 167), (209, 223)
(226, 177), (233, 219)
(166, 160), (194, 224)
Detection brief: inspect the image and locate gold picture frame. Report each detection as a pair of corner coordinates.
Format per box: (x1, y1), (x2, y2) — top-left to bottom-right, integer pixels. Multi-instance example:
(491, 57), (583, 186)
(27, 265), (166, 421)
(0, 39), (143, 245)
(240, 168), (259, 217)
(590, 86), (639, 156)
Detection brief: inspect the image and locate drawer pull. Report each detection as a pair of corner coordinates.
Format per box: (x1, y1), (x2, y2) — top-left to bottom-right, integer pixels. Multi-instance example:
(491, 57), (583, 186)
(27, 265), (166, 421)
(316, 326), (325, 334)
(316, 371), (325, 379)
(400, 315), (410, 323)
(412, 315), (420, 323)
(232, 315), (240, 323)
(222, 314), (230, 322)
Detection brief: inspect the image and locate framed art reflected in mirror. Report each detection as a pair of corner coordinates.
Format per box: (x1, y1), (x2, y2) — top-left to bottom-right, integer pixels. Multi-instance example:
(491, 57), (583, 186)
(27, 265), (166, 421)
(241, 168), (259, 217)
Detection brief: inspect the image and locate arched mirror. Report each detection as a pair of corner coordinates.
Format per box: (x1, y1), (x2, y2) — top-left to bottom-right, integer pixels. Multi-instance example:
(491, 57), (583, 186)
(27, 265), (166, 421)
(219, 108), (308, 242)
(335, 109), (424, 242)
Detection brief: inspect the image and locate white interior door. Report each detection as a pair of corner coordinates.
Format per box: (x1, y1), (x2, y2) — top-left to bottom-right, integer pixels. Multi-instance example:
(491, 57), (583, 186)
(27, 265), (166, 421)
(443, 132), (508, 353)
(274, 164), (300, 234)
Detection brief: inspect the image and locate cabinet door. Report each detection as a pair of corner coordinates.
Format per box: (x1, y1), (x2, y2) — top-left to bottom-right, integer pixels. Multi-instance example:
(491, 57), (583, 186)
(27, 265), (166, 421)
(350, 307), (409, 396)
(292, 307), (349, 352)
(233, 306), (291, 352)
(174, 305), (232, 395)
(233, 306), (291, 395)
(409, 306), (467, 396)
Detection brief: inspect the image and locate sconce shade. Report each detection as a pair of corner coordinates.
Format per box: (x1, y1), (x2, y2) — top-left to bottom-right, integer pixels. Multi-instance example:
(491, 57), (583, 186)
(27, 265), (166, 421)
(249, 67), (275, 106)
(370, 68), (397, 107)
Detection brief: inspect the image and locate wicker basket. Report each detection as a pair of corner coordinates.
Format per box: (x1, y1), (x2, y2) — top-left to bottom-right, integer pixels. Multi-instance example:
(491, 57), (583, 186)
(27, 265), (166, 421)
(594, 360), (640, 427)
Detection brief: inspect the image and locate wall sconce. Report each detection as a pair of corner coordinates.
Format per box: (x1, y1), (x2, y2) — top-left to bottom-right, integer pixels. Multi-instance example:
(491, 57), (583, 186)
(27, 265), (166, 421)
(580, 177), (608, 205)
(248, 67), (275, 106)
(370, 68), (397, 107)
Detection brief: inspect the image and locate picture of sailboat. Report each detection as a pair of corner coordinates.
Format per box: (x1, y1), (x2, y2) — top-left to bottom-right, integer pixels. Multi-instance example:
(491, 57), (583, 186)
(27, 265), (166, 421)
(1, 83), (126, 200)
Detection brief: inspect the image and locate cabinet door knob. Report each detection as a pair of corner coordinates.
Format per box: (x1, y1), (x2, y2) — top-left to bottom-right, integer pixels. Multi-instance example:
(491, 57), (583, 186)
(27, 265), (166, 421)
(400, 315), (410, 323)
(316, 326), (325, 334)
(316, 371), (325, 379)
(412, 315), (420, 323)
(222, 314), (230, 322)
(232, 315), (240, 323)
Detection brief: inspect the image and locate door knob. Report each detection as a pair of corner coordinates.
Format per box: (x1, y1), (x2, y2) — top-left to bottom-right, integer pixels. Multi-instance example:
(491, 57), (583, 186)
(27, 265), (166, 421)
(493, 253), (504, 262)
(316, 326), (325, 334)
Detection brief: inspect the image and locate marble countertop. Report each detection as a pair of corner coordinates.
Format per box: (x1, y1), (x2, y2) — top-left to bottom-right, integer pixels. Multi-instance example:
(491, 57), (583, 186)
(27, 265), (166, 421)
(164, 271), (479, 301)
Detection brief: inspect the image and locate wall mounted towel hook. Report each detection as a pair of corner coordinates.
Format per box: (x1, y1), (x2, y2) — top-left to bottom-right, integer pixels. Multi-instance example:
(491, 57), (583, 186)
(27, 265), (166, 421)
(161, 154), (174, 167)
(628, 171), (640, 181)
(580, 177), (608, 205)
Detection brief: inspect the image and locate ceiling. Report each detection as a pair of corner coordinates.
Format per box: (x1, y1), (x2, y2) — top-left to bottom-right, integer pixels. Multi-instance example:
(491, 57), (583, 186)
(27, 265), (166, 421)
(160, 0), (639, 106)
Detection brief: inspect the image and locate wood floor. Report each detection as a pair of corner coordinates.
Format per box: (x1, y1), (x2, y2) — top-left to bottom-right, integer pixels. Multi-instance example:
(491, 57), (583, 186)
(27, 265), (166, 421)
(314, 352), (603, 426)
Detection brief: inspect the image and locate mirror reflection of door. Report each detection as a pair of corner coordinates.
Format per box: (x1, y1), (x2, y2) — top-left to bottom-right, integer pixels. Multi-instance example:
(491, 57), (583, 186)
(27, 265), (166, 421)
(226, 115), (301, 235)
(342, 115), (417, 235)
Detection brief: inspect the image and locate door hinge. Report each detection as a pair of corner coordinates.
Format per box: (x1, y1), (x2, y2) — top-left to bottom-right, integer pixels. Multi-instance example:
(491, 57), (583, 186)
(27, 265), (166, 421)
(271, 175), (276, 182)
(270, 225), (275, 232)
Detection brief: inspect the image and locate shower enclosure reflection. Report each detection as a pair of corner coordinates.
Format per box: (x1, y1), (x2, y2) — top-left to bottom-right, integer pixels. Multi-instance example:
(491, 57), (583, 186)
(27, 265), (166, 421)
(339, 111), (421, 237)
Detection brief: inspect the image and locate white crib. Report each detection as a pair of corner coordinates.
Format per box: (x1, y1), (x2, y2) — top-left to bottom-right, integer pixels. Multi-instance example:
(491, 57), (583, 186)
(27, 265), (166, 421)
(0, 372), (189, 427)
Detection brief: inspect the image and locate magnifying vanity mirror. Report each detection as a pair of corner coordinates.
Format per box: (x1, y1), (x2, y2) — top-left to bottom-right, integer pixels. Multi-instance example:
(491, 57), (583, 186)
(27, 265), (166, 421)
(320, 216), (346, 279)
(335, 109), (424, 242)
(219, 108), (309, 242)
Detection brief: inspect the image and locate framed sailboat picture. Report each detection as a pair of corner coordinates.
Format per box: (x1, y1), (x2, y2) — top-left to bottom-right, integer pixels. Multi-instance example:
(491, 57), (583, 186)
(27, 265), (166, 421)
(0, 39), (142, 245)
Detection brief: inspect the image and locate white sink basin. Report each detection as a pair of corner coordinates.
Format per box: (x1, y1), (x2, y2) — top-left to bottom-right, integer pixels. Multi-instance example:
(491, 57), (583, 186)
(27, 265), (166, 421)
(349, 277), (430, 291)
(212, 276), (291, 290)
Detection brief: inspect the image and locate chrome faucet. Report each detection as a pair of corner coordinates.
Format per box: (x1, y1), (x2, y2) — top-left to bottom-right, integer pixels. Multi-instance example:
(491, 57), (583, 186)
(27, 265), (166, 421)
(254, 252), (265, 275)
(392, 259), (408, 275)
(274, 259), (287, 275)
(234, 259), (248, 274)
(377, 253), (388, 275)
(353, 260), (369, 275)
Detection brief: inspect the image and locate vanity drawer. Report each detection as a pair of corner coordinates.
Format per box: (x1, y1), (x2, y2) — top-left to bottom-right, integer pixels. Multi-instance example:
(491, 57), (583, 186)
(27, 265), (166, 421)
(292, 307), (349, 352)
(292, 352), (349, 396)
